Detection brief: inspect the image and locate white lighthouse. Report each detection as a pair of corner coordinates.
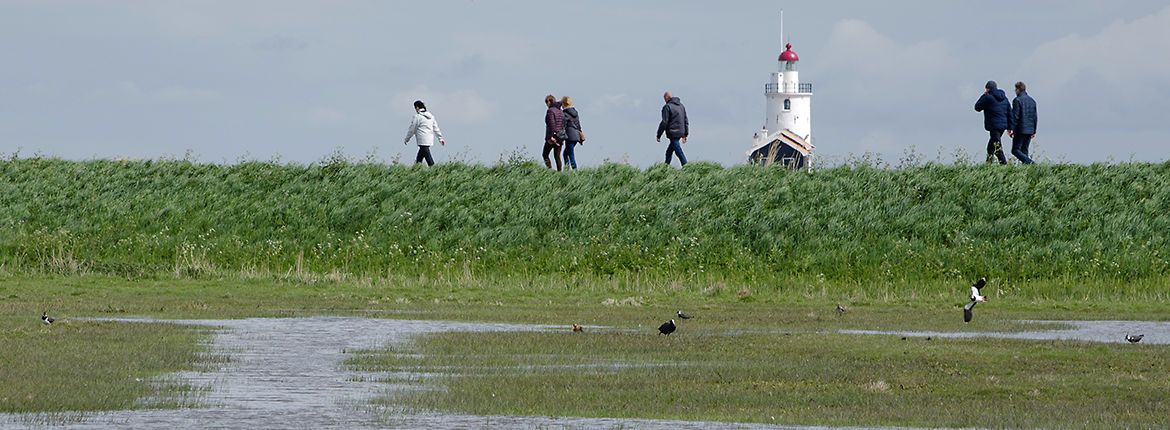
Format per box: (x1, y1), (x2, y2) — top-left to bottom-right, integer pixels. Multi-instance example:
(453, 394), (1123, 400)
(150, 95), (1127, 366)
(749, 39), (814, 168)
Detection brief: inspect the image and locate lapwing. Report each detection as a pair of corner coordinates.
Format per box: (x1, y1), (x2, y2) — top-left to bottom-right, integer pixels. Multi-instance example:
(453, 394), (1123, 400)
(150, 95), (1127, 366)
(571, 324), (584, 332)
(676, 310), (693, 320)
(658, 319), (677, 335)
(41, 311), (54, 326)
(963, 277), (988, 323)
(1126, 334), (1144, 344)
(836, 304), (848, 316)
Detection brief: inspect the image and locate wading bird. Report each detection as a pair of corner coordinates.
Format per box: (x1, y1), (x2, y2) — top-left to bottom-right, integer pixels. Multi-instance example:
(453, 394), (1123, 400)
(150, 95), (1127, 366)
(963, 277), (988, 323)
(836, 304), (847, 315)
(41, 311), (54, 326)
(658, 319), (676, 335)
(571, 324), (584, 332)
(677, 310), (692, 320)
(1126, 334), (1144, 344)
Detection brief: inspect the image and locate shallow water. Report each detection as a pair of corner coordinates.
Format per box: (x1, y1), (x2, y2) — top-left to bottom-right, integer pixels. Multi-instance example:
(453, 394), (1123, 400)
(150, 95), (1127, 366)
(840, 320), (1170, 344)
(2, 317), (543, 429)
(5, 317), (1158, 429)
(0, 317), (918, 429)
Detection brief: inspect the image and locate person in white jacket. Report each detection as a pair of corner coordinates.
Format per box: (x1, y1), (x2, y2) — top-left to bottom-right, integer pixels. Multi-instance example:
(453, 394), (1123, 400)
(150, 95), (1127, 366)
(404, 100), (445, 166)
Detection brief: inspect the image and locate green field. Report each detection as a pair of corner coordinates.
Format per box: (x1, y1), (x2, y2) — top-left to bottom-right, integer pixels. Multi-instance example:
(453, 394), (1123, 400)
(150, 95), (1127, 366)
(0, 312), (211, 413)
(349, 322), (1170, 429)
(2, 157), (1168, 426)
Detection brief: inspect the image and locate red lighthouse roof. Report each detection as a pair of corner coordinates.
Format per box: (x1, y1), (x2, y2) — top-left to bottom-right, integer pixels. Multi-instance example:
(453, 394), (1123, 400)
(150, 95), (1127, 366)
(778, 43), (799, 62)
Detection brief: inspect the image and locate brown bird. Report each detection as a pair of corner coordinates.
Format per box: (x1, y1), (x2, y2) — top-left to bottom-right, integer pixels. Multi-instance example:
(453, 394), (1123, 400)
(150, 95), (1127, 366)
(571, 324), (584, 332)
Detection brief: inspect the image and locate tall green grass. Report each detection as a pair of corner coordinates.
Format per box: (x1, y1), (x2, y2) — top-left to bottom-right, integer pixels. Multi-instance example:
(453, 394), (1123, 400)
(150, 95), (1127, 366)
(1, 157), (1167, 288)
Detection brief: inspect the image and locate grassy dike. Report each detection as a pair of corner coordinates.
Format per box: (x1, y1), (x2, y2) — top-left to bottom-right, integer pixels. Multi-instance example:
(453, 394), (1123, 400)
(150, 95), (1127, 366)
(2, 157), (1169, 423)
(2, 157), (1168, 287)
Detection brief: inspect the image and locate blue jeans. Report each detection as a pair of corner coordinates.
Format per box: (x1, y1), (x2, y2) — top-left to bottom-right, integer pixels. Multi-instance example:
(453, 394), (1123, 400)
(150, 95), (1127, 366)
(562, 141), (579, 170)
(665, 137), (687, 166)
(1011, 133), (1034, 165)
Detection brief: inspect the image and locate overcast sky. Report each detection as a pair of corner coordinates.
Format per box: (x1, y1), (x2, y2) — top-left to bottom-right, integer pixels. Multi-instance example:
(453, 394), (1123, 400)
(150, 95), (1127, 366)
(2, 1), (1168, 167)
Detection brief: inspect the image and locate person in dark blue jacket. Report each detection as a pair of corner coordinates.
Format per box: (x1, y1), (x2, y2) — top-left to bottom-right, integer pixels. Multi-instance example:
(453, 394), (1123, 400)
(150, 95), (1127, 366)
(1009, 81), (1038, 165)
(655, 91), (689, 166)
(974, 80), (1011, 164)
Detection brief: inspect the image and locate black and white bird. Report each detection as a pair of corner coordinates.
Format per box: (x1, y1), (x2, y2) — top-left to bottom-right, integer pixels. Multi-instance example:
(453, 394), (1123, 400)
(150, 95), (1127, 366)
(658, 319), (677, 335)
(963, 277), (988, 323)
(1126, 334), (1144, 344)
(41, 311), (54, 326)
(676, 310), (693, 320)
(836, 304), (848, 316)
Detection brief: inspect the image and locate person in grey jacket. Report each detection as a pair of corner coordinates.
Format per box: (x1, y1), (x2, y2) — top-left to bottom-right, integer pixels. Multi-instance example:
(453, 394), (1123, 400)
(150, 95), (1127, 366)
(560, 96), (584, 170)
(974, 80), (1011, 164)
(655, 91), (689, 166)
(1008, 81), (1038, 165)
(403, 100), (445, 166)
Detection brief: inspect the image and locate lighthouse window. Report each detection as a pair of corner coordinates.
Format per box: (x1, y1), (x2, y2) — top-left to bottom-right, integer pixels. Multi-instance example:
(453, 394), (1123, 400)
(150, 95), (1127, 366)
(783, 99), (791, 110)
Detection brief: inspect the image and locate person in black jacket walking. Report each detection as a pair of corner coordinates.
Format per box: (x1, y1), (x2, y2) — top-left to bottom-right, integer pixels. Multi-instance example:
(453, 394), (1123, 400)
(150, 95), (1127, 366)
(974, 80), (1011, 164)
(1009, 81), (1038, 165)
(542, 94), (565, 171)
(656, 91), (689, 166)
(560, 96), (584, 170)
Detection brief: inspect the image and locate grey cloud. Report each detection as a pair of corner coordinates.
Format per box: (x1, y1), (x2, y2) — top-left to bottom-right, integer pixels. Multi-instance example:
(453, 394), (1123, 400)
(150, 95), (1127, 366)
(88, 81), (223, 105)
(1020, 5), (1170, 89)
(390, 85), (497, 126)
(254, 35), (309, 53)
(2, 1), (1167, 166)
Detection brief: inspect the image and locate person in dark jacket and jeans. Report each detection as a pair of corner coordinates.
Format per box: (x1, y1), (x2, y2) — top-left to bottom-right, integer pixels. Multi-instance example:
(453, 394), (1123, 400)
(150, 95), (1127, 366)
(1009, 81), (1038, 165)
(560, 96), (583, 170)
(974, 80), (1011, 164)
(542, 94), (565, 171)
(655, 91), (689, 166)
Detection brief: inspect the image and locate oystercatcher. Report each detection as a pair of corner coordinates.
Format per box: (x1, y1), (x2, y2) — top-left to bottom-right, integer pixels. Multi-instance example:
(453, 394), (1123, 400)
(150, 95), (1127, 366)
(658, 319), (676, 335)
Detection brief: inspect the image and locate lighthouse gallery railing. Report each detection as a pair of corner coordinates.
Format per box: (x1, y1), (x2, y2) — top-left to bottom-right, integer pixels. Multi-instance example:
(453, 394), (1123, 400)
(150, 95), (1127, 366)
(765, 82), (813, 94)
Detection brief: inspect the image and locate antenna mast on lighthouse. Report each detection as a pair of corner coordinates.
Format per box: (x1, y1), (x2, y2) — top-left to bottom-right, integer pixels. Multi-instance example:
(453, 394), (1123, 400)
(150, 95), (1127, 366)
(779, 10), (784, 47)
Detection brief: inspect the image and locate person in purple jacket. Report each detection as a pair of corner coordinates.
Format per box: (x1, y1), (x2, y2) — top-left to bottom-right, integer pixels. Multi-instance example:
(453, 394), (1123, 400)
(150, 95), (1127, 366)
(542, 94), (565, 171)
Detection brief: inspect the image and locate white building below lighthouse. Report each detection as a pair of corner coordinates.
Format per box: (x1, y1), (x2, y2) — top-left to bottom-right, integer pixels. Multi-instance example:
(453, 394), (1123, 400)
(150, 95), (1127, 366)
(748, 42), (814, 169)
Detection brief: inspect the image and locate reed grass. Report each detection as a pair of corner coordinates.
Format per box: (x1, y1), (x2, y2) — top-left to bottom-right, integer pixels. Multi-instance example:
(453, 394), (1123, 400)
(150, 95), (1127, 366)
(1, 157), (1167, 290)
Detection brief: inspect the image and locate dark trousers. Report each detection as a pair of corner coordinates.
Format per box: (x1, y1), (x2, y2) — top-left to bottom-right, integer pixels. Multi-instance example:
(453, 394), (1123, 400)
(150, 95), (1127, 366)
(986, 130), (1007, 164)
(665, 137), (688, 166)
(562, 141), (579, 170)
(1011, 133), (1035, 165)
(415, 146), (434, 166)
(542, 141), (563, 171)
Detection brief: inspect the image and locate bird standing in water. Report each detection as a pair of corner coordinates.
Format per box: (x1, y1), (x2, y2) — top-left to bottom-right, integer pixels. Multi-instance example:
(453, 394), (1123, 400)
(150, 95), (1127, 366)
(1126, 334), (1144, 344)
